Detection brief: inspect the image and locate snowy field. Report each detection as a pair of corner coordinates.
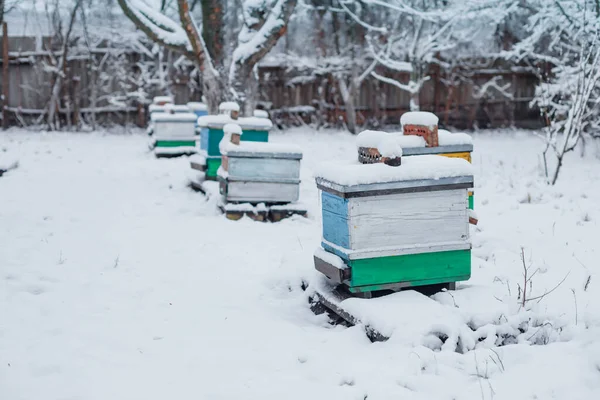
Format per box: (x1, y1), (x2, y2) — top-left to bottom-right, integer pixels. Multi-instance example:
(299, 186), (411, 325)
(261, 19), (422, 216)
(1, 128), (600, 400)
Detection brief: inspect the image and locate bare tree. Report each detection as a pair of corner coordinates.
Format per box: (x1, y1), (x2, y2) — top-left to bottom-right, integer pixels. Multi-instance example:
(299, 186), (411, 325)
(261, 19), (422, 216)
(520, 1), (600, 184)
(45, 0), (83, 131)
(117, 0), (297, 115)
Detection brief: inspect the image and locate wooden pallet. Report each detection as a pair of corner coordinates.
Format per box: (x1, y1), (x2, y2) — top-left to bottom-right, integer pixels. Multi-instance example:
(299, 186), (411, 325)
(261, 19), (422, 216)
(309, 280), (456, 343)
(309, 286), (389, 342)
(219, 204), (307, 222)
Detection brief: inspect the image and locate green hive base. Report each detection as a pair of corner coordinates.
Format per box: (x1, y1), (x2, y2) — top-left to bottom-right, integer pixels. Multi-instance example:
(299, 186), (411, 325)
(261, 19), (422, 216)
(205, 157), (221, 180)
(155, 140), (196, 148)
(317, 245), (471, 294)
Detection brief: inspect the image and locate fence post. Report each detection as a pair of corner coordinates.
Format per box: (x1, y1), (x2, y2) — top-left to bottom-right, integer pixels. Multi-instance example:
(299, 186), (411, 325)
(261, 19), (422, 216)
(72, 76), (81, 128)
(2, 22), (8, 130)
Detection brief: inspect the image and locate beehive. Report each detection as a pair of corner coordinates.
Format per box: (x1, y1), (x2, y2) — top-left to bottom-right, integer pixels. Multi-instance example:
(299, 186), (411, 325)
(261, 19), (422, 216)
(150, 112), (198, 155)
(314, 154), (473, 294)
(218, 141), (302, 204)
(197, 115), (272, 180)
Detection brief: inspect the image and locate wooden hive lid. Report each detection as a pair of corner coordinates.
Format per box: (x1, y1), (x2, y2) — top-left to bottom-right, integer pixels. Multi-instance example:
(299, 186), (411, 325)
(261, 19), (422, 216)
(315, 156), (473, 198)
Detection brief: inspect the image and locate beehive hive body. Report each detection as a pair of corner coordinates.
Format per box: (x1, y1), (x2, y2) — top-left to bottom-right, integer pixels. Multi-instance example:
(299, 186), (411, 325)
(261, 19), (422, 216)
(219, 143), (302, 204)
(150, 112), (198, 155)
(314, 156), (473, 293)
(197, 117), (272, 180)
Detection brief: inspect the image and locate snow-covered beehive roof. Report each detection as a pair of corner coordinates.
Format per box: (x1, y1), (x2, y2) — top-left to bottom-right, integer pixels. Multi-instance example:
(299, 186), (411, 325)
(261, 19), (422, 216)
(400, 111), (439, 127)
(253, 110), (269, 118)
(197, 115), (273, 130)
(357, 130), (426, 150)
(356, 130), (389, 149)
(152, 96), (173, 105)
(197, 115), (234, 128)
(438, 129), (473, 146)
(150, 112), (198, 122)
(378, 136), (403, 158)
(149, 104), (190, 113)
(187, 102), (208, 111)
(218, 102), (240, 112)
(222, 142), (303, 159)
(315, 155), (473, 196)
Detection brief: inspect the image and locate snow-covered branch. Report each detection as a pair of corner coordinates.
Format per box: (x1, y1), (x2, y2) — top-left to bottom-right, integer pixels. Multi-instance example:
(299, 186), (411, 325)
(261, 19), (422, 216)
(117, 0), (193, 58)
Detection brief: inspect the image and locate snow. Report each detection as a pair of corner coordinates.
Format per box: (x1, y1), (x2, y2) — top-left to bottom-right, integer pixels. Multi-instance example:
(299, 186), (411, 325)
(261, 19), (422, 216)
(216, 165), (228, 179)
(2, 128), (600, 399)
(314, 247), (346, 270)
(152, 96), (173, 105)
(377, 136), (403, 158)
(439, 129), (474, 146)
(186, 102), (208, 111)
(315, 155), (472, 186)
(197, 114), (234, 128)
(224, 123), (243, 135)
(400, 111), (439, 127)
(153, 146), (197, 156)
(223, 141), (303, 156)
(218, 102), (241, 112)
(223, 202), (269, 212)
(150, 112), (197, 122)
(356, 130), (389, 148)
(188, 154), (206, 166)
(357, 130), (426, 150)
(197, 115), (272, 130)
(253, 109), (270, 118)
(219, 135), (235, 154)
(238, 117), (274, 130)
(394, 134), (427, 148)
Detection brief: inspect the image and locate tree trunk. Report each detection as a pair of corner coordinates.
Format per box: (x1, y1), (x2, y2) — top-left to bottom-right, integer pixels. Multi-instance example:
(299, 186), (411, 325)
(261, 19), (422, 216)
(2, 21), (8, 130)
(201, 0), (225, 69)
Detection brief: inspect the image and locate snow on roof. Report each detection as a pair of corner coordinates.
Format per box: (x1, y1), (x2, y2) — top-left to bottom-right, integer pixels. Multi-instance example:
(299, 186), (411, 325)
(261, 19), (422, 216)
(438, 130), (473, 146)
(219, 136), (234, 154)
(357, 130), (426, 150)
(396, 135), (427, 148)
(148, 104), (168, 113)
(378, 136), (403, 158)
(221, 141), (302, 159)
(253, 110), (269, 118)
(150, 112), (197, 122)
(152, 96), (174, 105)
(400, 111), (439, 127)
(314, 155), (472, 186)
(197, 115), (273, 130)
(187, 102), (208, 111)
(356, 130), (389, 149)
(219, 102), (240, 112)
(228, 141), (302, 155)
(238, 117), (273, 130)
(224, 123), (242, 135)
(197, 115), (234, 128)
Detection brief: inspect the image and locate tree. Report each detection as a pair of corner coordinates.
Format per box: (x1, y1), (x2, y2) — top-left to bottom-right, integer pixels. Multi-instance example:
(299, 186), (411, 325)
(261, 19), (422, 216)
(117, 0), (297, 115)
(522, 1), (600, 184)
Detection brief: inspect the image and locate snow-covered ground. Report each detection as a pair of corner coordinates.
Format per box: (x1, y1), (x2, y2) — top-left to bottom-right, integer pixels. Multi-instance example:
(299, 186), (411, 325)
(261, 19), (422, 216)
(1, 128), (600, 400)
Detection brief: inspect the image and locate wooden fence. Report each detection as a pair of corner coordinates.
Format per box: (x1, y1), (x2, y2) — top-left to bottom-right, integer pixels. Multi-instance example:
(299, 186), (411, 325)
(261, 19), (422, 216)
(0, 30), (543, 130)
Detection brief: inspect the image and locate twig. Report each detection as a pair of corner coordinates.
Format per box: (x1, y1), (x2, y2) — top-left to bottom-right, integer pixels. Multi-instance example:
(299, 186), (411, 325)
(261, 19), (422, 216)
(571, 289), (578, 325)
(525, 272), (571, 303)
